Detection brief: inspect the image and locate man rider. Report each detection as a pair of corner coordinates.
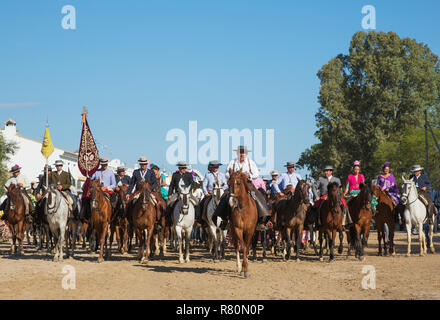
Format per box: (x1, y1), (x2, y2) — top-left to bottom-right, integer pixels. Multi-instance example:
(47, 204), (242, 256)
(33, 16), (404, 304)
(166, 161), (194, 219)
(50, 160), (77, 216)
(409, 164), (437, 223)
(200, 160), (228, 223)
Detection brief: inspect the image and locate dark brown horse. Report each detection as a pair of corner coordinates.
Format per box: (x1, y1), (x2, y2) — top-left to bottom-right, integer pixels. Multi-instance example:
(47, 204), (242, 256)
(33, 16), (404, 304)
(274, 180), (310, 261)
(126, 181), (156, 263)
(319, 182), (343, 262)
(89, 179), (113, 262)
(5, 184), (26, 255)
(372, 185), (396, 256)
(110, 184), (130, 254)
(228, 169), (258, 278)
(346, 182), (373, 261)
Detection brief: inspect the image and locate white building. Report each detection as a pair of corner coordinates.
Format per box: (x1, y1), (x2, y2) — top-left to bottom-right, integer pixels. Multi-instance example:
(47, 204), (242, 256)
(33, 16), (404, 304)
(1, 119), (134, 192)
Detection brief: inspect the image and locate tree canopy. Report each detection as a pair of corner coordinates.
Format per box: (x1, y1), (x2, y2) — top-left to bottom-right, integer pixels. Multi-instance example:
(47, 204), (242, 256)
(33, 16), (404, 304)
(297, 31), (440, 188)
(0, 134), (17, 193)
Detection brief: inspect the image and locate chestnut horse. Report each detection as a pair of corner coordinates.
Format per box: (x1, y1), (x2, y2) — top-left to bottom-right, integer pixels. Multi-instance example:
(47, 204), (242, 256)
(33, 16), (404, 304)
(5, 184), (26, 255)
(275, 180), (310, 261)
(228, 169), (258, 278)
(127, 181), (156, 263)
(89, 179), (113, 262)
(346, 182), (373, 261)
(110, 184), (130, 254)
(319, 182), (343, 262)
(372, 185), (396, 256)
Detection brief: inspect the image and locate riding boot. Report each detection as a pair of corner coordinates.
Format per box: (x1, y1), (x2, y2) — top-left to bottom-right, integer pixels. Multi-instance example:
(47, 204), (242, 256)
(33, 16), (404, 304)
(249, 186), (270, 231)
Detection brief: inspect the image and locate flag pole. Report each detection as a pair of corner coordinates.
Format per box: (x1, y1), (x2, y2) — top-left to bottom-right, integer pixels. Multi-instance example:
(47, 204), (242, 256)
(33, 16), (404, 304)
(82, 107), (89, 178)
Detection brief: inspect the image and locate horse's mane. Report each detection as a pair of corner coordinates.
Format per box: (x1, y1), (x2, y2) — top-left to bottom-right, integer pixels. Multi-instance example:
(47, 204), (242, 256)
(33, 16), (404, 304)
(358, 182), (371, 208)
(327, 182), (340, 209)
(229, 171), (251, 193)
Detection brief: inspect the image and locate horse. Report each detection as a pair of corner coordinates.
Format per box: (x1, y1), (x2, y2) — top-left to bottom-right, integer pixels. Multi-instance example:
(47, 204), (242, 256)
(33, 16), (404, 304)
(127, 181), (156, 263)
(204, 181), (227, 262)
(346, 182), (373, 261)
(228, 169), (258, 277)
(372, 185), (396, 256)
(401, 176), (435, 256)
(250, 188), (271, 262)
(5, 184), (27, 255)
(65, 193), (81, 258)
(110, 184), (130, 255)
(89, 179), (113, 262)
(172, 180), (196, 263)
(44, 185), (69, 261)
(274, 180), (310, 261)
(318, 182), (343, 262)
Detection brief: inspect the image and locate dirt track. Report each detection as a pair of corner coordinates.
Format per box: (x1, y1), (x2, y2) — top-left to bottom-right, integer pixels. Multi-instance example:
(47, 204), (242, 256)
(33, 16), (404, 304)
(0, 230), (439, 300)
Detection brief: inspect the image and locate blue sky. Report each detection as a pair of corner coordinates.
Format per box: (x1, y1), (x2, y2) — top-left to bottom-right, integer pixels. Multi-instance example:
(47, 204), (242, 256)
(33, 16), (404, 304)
(1, 1), (440, 177)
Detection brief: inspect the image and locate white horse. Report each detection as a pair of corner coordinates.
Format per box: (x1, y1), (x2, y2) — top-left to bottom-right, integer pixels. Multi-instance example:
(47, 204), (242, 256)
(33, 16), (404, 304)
(172, 181), (196, 263)
(401, 176), (435, 256)
(206, 181), (227, 262)
(44, 185), (69, 262)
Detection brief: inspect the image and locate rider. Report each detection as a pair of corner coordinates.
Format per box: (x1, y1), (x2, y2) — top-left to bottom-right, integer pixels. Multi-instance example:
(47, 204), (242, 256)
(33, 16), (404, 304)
(50, 159), (77, 216)
(35, 164), (53, 199)
(274, 161), (302, 196)
(129, 157), (158, 202)
(91, 158), (117, 207)
(213, 145), (271, 231)
(344, 160), (377, 212)
(312, 165), (351, 228)
(115, 166), (131, 187)
(0, 165), (34, 220)
(166, 161), (194, 219)
(409, 164), (437, 224)
(200, 160), (227, 223)
(267, 170), (279, 198)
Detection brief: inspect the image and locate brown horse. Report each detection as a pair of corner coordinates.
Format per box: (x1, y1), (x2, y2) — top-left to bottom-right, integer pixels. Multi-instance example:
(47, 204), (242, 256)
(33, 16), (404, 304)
(372, 185), (396, 256)
(228, 169), (258, 278)
(319, 182), (343, 262)
(110, 184), (130, 254)
(89, 179), (113, 262)
(274, 180), (310, 261)
(5, 184), (26, 255)
(346, 182), (373, 261)
(126, 181), (156, 263)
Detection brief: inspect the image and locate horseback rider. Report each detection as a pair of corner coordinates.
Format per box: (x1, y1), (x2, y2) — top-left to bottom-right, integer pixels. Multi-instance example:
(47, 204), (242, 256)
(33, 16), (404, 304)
(35, 164), (53, 199)
(166, 161), (194, 219)
(213, 145), (271, 231)
(312, 165), (352, 228)
(409, 164), (437, 223)
(267, 170), (279, 198)
(274, 161), (302, 196)
(91, 158), (117, 207)
(50, 160), (78, 217)
(115, 166), (131, 187)
(128, 157), (159, 205)
(0, 165), (34, 221)
(200, 160), (228, 223)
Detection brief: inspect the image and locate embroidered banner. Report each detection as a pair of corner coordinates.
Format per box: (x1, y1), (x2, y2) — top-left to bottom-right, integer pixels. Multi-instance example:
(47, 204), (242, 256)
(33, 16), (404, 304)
(78, 117), (99, 178)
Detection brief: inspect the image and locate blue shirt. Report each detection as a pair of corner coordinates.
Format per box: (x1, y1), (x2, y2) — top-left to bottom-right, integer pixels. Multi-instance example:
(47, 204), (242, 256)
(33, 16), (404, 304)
(202, 171), (228, 195)
(266, 180), (278, 197)
(274, 172), (302, 193)
(91, 168), (117, 190)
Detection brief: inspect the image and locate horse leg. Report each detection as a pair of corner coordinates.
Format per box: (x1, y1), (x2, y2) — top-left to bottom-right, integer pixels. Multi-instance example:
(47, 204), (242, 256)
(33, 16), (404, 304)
(296, 226), (303, 261)
(97, 226), (105, 263)
(185, 227), (192, 263)
(285, 228), (293, 261)
(210, 226), (219, 263)
(405, 217), (412, 257)
(174, 225), (184, 263)
(262, 230), (267, 262)
(242, 230), (253, 278)
(377, 225), (383, 256)
(18, 221), (25, 256)
(338, 230), (343, 254)
(329, 230), (335, 262)
(251, 231), (258, 261)
(428, 223), (435, 254)
(418, 222), (425, 256)
(318, 230), (324, 261)
(221, 230), (227, 260)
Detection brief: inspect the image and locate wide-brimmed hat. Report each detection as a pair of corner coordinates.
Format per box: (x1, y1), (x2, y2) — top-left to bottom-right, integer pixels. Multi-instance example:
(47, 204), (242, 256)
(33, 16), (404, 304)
(270, 170), (279, 176)
(138, 156), (149, 165)
(323, 165), (334, 171)
(263, 176), (269, 181)
(208, 160), (222, 168)
(284, 161), (295, 168)
(100, 158), (109, 165)
(150, 163), (160, 170)
(176, 161), (188, 168)
(116, 166), (126, 173)
(9, 165), (21, 173)
(411, 164), (424, 172)
(233, 146), (251, 154)
(54, 160), (64, 166)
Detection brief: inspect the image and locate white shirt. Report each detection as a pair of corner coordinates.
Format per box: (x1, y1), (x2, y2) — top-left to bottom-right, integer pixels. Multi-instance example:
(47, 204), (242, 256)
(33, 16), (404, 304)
(226, 158), (259, 180)
(4, 173), (30, 190)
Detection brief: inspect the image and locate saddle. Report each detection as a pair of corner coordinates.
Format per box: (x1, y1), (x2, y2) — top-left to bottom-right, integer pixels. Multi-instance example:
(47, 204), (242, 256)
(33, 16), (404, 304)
(60, 191), (74, 212)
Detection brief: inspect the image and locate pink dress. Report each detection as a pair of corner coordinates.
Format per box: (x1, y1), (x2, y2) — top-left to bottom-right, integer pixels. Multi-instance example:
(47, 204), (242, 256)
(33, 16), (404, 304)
(252, 178), (267, 191)
(346, 173), (365, 193)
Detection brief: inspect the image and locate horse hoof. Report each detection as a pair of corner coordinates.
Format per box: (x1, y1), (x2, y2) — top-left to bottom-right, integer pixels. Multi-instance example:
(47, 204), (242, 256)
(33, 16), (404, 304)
(214, 259), (220, 264)
(262, 259), (267, 263)
(185, 259), (190, 263)
(430, 248), (435, 254)
(244, 272), (250, 278)
(358, 256), (364, 262)
(295, 258), (301, 262)
(419, 253), (424, 257)
(179, 259), (184, 264)
(97, 257), (104, 263)
(240, 272), (245, 277)
(406, 253), (411, 257)
(391, 252), (396, 257)
(319, 257), (324, 262)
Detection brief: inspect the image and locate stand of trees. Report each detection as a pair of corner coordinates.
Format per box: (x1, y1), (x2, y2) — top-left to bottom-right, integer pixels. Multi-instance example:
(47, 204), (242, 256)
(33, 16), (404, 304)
(0, 134), (16, 194)
(297, 31), (440, 188)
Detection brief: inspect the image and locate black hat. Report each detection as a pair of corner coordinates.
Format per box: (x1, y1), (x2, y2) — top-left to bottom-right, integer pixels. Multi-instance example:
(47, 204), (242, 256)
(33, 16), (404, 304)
(116, 166), (126, 173)
(9, 165), (21, 173)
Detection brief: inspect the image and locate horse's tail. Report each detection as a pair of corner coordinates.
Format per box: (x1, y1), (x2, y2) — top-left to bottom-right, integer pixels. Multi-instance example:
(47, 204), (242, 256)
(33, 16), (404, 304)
(348, 224), (357, 246)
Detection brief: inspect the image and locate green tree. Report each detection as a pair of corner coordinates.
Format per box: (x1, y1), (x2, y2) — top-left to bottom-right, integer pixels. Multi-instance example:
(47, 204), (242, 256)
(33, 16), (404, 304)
(297, 31), (440, 182)
(0, 134), (17, 194)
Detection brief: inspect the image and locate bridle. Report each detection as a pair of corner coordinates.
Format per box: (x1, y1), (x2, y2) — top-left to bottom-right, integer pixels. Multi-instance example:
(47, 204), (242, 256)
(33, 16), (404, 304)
(401, 181), (418, 206)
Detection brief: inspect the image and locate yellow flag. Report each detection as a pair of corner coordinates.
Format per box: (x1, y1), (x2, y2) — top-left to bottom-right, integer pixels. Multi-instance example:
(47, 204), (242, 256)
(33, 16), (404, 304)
(41, 126), (54, 159)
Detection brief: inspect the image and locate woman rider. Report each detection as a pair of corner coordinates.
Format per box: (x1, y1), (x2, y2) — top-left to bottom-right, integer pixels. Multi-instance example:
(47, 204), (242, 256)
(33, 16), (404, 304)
(344, 160), (377, 210)
(376, 161), (402, 226)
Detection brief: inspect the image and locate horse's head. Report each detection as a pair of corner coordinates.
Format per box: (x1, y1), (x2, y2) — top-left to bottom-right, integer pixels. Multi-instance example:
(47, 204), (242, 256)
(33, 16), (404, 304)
(89, 179), (102, 210)
(327, 182), (340, 209)
(212, 181), (225, 206)
(293, 180), (310, 205)
(358, 182), (372, 210)
(228, 169), (249, 210)
(44, 185), (61, 212)
(117, 184), (130, 212)
(401, 175), (417, 206)
(6, 184), (20, 211)
(178, 181), (192, 214)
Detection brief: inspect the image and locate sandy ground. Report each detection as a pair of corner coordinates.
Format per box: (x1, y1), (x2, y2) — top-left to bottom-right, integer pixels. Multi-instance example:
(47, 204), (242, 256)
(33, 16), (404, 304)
(0, 230), (439, 300)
